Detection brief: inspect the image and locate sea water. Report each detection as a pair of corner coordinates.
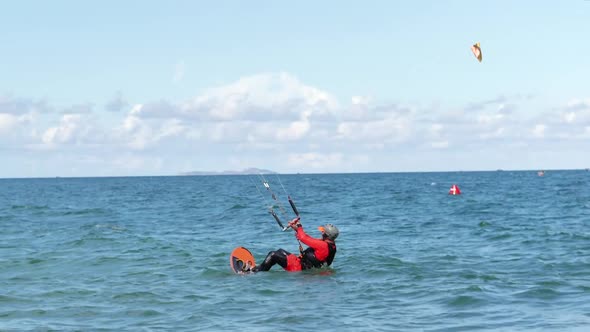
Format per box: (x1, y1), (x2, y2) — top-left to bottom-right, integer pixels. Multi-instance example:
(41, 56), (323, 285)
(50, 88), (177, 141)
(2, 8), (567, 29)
(1, 171), (589, 331)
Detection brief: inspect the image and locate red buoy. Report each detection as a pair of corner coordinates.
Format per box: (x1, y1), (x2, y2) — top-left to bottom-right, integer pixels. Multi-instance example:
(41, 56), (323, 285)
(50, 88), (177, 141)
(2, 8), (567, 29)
(449, 184), (461, 195)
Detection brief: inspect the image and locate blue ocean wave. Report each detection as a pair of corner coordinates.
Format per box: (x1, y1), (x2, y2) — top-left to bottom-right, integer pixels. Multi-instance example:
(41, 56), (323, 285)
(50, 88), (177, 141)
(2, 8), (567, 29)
(1, 171), (590, 330)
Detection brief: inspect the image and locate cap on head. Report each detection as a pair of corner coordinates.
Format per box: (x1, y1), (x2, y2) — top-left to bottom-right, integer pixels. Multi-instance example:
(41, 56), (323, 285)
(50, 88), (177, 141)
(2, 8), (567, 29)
(318, 224), (339, 240)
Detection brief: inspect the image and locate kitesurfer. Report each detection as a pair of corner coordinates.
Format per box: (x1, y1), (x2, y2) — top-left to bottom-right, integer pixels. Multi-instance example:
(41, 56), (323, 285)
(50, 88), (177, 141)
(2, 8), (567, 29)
(250, 217), (338, 272)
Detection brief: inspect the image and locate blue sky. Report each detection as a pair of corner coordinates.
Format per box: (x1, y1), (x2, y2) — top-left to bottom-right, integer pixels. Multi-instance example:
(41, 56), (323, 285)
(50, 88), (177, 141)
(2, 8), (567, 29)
(1, 1), (589, 177)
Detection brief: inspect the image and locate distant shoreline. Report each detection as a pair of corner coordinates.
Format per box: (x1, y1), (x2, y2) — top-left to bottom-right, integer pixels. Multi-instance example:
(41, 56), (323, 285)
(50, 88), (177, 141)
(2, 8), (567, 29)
(1, 168), (589, 180)
(180, 167), (277, 176)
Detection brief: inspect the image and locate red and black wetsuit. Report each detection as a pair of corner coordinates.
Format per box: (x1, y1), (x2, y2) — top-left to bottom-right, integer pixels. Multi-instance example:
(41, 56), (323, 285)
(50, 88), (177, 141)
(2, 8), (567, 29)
(255, 226), (337, 272)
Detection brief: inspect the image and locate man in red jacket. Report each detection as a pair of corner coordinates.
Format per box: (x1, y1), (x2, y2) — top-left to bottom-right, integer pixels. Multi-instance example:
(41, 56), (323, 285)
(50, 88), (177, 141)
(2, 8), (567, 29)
(251, 217), (339, 272)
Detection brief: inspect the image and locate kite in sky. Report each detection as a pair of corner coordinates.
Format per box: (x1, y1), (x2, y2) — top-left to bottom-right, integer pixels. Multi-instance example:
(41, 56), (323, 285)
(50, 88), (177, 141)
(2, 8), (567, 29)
(471, 42), (482, 62)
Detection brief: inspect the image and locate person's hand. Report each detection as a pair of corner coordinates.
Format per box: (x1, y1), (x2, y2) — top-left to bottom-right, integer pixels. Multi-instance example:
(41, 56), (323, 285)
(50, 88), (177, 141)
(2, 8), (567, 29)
(288, 217), (301, 230)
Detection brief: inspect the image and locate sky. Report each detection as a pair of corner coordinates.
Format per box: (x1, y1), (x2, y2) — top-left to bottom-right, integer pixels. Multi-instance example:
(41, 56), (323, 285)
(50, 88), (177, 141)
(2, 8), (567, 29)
(1, 0), (590, 178)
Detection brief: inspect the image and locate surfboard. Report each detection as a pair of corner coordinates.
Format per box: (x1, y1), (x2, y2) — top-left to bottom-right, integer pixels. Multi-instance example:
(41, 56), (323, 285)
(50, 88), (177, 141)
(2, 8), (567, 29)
(230, 246), (256, 274)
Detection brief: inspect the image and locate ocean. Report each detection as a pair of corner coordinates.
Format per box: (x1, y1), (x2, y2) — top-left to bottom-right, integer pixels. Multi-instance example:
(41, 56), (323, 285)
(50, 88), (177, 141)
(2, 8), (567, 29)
(1, 171), (589, 331)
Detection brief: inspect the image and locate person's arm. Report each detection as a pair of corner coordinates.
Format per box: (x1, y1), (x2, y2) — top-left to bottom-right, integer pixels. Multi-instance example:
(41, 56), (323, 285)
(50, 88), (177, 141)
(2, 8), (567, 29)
(287, 218), (330, 260)
(295, 226), (326, 251)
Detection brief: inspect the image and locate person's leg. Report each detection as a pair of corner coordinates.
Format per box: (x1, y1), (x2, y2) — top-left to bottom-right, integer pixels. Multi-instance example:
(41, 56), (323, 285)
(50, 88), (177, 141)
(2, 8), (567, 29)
(254, 249), (290, 271)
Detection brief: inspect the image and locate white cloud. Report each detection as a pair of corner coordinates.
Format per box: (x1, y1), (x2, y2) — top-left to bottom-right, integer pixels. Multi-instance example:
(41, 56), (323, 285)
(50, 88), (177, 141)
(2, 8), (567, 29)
(558, 98), (590, 125)
(287, 152), (344, 170)
(118, 112), (152, 150)
(115, 104), (189, 150)
(110, 72), (341, 149)
(336, 115), (412, 144)
(179, 72), (338, 121)
(477, 112), (505, 125)
(112, 155), (163, 172)
(566, 99), (590, 111)
(425, 123), (450, 148)
(123, 114), (141, 132)
(479, 127), (505, 139)
(276, 118), (311, 141)
(562, 112), (576, 123)
(532, 124), (546, 138)
(156, 119), (185, 139)
(351, 95), (371, 106)
(430, 141), (449, 149)
(0, 113), (18, 133)
(4, 75), (590, 177)
(430, 123), (444, 133)
(0, 94), (51, 114)
(427, 123), (445, 140)
(42, 114), (84, 145)
(129, 104), (143, 117)
(282, 121), (311, 141)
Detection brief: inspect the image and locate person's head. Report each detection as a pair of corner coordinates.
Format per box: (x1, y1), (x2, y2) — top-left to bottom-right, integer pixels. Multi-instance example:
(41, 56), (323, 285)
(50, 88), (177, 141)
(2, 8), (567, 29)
(318, 224), (339, 241)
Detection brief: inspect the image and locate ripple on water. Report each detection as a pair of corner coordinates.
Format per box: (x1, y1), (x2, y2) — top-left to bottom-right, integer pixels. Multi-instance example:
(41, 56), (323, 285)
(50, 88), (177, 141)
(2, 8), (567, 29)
(0, 294), (30, 304)
(40, 288), (98, 298)
(62, 208), (110, 216)
(514, 287), (562, 301)
(459, 270), (499, 282)
(447, 295), (483, 307)
(27, 258), (44, 265)
(10, 204), (50, 211)
(124, 309), (163, 317)
(112, 291), (163, 303)
(227, 203), (247, 210)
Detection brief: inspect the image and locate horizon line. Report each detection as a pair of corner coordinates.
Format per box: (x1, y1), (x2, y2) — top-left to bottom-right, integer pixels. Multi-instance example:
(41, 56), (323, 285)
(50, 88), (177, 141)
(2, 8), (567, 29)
(1, 167), (589, 180)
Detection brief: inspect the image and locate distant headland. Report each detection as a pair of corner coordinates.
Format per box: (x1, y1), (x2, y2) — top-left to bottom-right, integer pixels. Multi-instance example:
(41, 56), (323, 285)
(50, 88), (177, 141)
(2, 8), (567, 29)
(180, 167), (277, 176)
